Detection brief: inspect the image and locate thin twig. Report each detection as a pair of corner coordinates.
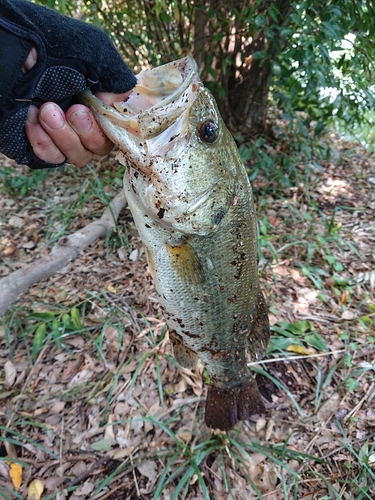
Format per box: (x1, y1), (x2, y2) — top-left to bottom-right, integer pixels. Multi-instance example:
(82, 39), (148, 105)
(155, 397), (205, 421)
(131, 455), (141, 497)
(344, 383), (375, 422)
(94, 481), (130, 500)
(248, 349), (345, 366)
(0, 191), (127, 315)
(297, 314), (362, 324)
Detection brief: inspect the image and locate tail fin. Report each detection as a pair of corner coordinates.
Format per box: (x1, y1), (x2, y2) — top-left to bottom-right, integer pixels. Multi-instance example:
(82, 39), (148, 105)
(205, 378), (265, 431)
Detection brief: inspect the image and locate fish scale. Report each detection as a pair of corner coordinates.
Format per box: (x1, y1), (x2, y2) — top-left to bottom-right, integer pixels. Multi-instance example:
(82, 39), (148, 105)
(82, 57), (270, 431)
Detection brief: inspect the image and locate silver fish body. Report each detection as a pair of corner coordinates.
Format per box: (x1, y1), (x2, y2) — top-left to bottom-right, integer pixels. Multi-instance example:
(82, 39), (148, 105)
(82, 57), (270, 430)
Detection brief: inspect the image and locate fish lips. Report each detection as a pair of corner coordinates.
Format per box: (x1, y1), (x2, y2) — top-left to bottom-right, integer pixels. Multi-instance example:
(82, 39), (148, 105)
(81, 57), (201, 150)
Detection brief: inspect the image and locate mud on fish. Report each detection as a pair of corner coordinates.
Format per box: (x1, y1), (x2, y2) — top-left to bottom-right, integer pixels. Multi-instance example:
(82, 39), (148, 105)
(82, 57), (270, 431)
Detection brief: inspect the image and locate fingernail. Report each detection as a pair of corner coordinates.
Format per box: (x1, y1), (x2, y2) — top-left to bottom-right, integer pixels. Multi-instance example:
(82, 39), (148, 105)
(40, 103), (65, 129)
(69, 109), (94, 134)
(26, 105), (39, 123)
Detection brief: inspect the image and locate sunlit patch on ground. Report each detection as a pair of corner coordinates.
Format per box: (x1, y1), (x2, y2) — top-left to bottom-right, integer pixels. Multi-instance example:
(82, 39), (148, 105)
(317, 176), (355, 200)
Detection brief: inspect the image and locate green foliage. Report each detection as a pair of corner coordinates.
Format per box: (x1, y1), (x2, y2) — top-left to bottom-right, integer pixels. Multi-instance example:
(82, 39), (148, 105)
(33, 0), (77, 15)
(27, 306), (84, 358)
(237, 114), (332, 196)
(269, 319), (327, 354)
(0, 166), (49, 197)
(273, 1), (375, 131)
(34, 0), (375, 136)
(336, 109), (375, 153)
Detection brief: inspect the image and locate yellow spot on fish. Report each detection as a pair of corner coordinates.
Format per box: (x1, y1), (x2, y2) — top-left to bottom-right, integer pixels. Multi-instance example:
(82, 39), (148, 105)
(146, 248), (156, 279)
(166, 240), (204, 285)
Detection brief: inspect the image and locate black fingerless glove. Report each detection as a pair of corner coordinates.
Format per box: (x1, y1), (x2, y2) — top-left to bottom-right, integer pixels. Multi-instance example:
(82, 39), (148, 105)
(0, 0), (136, 169)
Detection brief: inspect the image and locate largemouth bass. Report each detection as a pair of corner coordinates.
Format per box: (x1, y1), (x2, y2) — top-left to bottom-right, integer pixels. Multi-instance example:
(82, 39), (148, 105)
(82, 57), (270, 431)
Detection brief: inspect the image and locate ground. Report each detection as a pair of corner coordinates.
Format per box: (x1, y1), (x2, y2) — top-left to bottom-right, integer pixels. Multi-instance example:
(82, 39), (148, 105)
(0, 123), (374, 500)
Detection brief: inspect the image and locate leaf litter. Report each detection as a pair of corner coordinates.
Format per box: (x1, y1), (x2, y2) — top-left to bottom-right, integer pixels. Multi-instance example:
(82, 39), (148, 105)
(0, 126), (374, 499)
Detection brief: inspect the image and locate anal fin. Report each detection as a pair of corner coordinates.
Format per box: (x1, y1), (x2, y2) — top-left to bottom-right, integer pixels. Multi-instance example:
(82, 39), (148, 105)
(170, 331), (198, 369)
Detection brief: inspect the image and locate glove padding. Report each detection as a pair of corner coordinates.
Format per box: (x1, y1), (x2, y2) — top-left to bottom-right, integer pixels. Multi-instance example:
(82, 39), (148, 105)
(0, 0), (136, 169)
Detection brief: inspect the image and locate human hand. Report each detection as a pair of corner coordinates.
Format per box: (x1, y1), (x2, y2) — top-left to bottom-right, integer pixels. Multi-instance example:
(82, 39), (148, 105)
(25, 92), (131, 168)
(0, 0), (136, 169)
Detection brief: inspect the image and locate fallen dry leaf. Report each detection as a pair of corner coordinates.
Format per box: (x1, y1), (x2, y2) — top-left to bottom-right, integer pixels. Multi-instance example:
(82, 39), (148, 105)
(9, 462), (22, 491)
(3, 245), (16, 257)
(286, 344), (313, 355)
(104, 414), (115, 440)
(137, 460), (157, 484)
(4, 359), (16, 387)
(75, 481), (95, 496)
(341, 289), (349, 305)
(27, 478), (44, 500)
(8, 215), (25, 228)
(341, 310), (355, 320)
(0, 461), (9, 480)
(316, 392), (341, 422)
(4, 441), (17, 458)
(67, 368), (94, 388)
(168, 377), (188, 394)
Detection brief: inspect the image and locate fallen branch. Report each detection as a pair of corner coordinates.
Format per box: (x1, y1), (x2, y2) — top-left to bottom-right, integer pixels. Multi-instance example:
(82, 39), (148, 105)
(0, 191), (127, 316)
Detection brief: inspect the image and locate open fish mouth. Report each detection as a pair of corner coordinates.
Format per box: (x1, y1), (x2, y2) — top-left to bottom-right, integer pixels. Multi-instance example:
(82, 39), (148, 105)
(82, 57), (201, 150)
(82, 57), (223, 228)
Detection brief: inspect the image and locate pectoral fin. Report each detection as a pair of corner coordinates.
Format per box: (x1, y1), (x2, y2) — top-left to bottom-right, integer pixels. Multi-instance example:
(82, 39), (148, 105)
(170, 331), (198, 369)
(166, 240), (204, 285)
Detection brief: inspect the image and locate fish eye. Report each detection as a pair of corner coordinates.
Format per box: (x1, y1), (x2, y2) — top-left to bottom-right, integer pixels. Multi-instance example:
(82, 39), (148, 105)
(198, 121), (219, 144)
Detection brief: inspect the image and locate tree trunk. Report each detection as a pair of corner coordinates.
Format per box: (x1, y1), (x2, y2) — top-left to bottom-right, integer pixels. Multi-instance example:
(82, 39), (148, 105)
(230, 40), (271, 130)
(193, 5), (208, 74)
(231, 0), (292, 130)
(193, 0), (292, 132)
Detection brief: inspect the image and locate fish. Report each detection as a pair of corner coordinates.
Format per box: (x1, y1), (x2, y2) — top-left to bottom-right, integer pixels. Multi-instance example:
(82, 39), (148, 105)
(81, 57), (270, 431)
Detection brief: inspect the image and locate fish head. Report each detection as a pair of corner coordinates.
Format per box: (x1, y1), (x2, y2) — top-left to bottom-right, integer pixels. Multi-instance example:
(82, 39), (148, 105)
(82, 57), (243, 234)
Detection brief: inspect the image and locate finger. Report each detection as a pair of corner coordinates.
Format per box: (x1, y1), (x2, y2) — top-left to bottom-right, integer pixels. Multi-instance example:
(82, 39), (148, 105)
(66, 104), (113, 156)
(39, 102), (93, 168)
(25, 105), (66, 164)
(22, 46), (38, 73)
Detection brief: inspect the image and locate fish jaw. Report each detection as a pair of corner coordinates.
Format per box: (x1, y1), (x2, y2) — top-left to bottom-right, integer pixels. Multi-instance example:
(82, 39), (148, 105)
(81, 57), (200, 176)
(82, 58), (243, 236)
